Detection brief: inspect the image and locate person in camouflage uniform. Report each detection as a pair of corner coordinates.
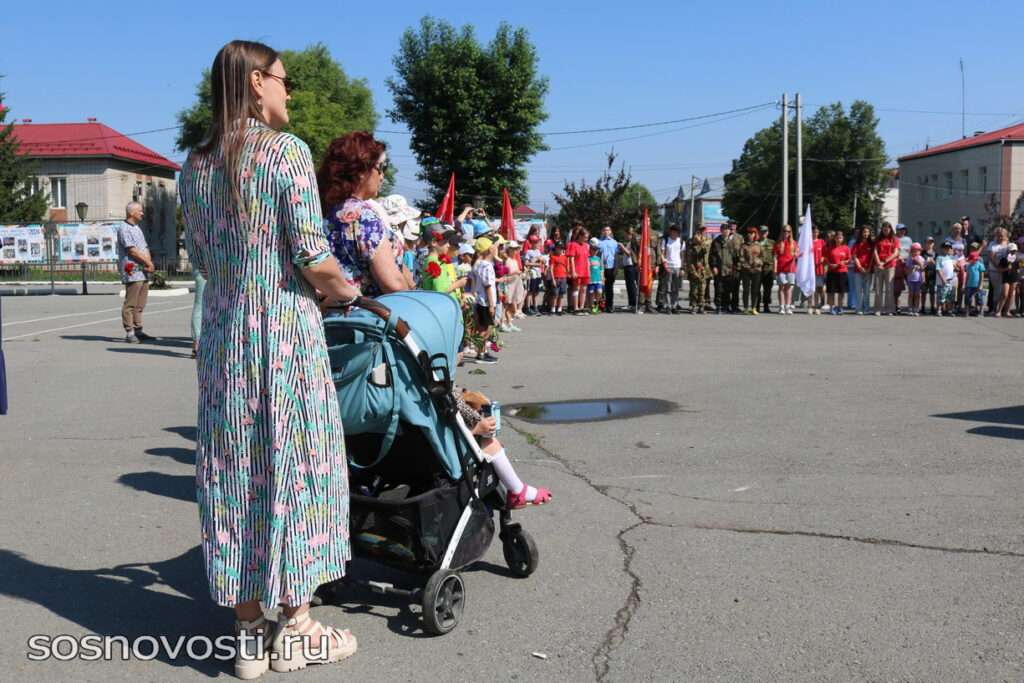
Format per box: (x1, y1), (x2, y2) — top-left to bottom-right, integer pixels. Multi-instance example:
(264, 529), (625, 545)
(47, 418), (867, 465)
(739, 226), (764, 314)
(758, 225), (775, 313)
(711, 223), (743, 313)
(686, 225), (710, 313)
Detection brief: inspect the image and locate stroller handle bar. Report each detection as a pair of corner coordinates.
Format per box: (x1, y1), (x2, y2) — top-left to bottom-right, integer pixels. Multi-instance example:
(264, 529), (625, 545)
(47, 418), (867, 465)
(354, 296), (411, 339)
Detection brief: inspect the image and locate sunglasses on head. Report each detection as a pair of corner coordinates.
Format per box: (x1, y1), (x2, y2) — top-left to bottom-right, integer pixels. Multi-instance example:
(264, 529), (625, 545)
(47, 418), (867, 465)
(261, 71), (294, 94)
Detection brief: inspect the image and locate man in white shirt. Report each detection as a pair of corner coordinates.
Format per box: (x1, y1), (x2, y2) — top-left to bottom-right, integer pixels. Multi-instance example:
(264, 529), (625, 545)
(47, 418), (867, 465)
(657, 224), (685, 313)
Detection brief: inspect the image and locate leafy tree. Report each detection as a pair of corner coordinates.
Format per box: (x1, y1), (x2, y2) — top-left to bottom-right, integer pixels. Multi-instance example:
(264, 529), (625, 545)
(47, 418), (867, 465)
(0, 94), (48, 223)
(175, 44), (378, 167)
(723, 101), (888, 233)
(388, 17), (548, 211)
(984, 191), (1024, 235)
(552, 153), (654, 237)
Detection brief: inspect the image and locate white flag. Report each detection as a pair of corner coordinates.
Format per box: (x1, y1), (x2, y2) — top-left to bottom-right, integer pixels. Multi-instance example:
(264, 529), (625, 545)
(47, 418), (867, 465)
(796, 204), (816, 297)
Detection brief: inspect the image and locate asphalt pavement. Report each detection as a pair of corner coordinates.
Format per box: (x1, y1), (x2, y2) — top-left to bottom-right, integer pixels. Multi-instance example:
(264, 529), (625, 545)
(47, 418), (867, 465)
(1, 294), (1022, 682)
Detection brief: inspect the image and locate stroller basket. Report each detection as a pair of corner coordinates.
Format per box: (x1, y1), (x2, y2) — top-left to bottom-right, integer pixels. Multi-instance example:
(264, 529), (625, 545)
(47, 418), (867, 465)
(350, 480), (494, 573)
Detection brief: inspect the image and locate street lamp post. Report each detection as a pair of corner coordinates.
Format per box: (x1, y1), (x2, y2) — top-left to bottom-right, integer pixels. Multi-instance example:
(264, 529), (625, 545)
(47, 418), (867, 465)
(75, 203), (89, 295)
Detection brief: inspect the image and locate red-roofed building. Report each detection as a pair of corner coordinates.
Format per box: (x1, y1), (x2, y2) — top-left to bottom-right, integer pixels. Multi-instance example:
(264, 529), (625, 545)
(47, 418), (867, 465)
(897, 122), (1024, 241)
(11, 119), (180, 263)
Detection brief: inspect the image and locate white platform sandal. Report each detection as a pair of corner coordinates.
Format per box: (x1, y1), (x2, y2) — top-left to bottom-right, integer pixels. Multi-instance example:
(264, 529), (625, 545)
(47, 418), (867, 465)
(270, 611), (357, 673)
(234, 615), (274, 680)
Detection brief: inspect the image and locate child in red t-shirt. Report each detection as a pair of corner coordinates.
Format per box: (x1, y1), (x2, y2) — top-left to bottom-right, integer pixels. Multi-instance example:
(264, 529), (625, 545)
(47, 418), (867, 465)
(547, 243), (569, 315)
(811, 228), (827, 314)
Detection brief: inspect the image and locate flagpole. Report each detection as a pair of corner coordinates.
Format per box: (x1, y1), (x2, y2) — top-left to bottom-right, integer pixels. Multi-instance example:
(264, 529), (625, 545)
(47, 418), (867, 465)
(795, 92), (803, 226)
(781, 93), (788, 231)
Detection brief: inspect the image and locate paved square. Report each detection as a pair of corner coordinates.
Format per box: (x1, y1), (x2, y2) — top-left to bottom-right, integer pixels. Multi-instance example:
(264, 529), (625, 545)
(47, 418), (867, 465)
(2, 294), (1022, 681)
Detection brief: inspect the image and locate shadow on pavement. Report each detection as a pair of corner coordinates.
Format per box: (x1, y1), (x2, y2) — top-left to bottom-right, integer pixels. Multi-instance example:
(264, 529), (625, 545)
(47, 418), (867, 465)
(933, 405), (1024, 427)
(966, 425), (1024, 441)
(107, 347), (193, 359)
(61, 334), (193, 349)
(147, 446), (195, 465)
(315, 559), (428, 639)
(118, 471), (195, 503)
(0, 546), (226, 677)
(166, 426), (197, 442)
(933, 405), (1024, 440)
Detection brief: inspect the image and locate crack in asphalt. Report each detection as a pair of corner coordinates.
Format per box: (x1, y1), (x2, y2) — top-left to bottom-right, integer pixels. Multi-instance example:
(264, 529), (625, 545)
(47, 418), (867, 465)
(691, 524), (1024, 558)
(508, 421), (649, 682)
(508, 422), (1024, 681)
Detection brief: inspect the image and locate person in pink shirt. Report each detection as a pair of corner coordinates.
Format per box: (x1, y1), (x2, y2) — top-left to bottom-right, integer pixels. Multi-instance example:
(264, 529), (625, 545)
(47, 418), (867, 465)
(811, 227), (827, 314)
(565, 225), (591, 314)
(872, 222), (900, 315)
(773, 224), (798, 314)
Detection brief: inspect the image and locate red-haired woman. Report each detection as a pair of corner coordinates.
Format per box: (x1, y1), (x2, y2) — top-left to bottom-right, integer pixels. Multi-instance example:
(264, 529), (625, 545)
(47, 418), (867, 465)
(319, 132), (409, 297)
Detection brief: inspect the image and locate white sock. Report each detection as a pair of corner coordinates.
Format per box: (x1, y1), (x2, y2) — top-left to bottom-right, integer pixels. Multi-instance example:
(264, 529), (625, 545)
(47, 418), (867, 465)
(489, 449), (535, 499)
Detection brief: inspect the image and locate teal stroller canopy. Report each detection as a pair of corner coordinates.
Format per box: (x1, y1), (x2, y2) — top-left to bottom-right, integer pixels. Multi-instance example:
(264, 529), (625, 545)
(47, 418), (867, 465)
(325, 291), (466, 478)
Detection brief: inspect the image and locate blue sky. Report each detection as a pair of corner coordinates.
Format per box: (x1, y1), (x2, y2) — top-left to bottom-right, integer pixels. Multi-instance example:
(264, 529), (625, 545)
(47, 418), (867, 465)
(3, 0), (1022, 209)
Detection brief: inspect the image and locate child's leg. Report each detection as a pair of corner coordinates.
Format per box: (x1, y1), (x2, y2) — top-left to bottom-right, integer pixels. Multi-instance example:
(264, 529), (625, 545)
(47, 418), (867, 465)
(479, 437), (550, 504)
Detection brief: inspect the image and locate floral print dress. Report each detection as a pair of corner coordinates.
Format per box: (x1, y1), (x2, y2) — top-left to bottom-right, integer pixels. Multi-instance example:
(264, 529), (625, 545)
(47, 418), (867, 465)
(179, 120), (350, 608)
(324, 197), (404, 297)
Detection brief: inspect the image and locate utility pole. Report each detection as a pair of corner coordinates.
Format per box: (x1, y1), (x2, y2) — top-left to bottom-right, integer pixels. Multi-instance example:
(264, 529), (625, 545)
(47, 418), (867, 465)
(781, 93), (788, 230)
(795, 92), (803, 223)
(960, 58), (966, 139)
(687, 176), (697, 239)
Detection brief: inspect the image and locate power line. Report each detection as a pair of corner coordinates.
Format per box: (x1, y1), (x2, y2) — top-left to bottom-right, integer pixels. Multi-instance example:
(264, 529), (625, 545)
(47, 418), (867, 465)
(544, 105), (777, 152)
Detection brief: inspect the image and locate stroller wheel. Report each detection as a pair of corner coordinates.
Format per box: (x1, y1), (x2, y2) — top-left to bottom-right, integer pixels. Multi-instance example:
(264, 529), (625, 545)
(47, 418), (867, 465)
(502, 528), (539, 578)
(422, 570), (465, 635)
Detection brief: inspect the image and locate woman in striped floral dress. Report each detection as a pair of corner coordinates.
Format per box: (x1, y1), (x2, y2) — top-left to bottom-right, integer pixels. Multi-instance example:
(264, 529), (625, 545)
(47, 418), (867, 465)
(180, 40), (360, 679)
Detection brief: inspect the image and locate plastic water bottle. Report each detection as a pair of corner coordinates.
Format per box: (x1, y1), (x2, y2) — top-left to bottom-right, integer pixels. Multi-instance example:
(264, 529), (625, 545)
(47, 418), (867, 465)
(491, 401), (501, 432)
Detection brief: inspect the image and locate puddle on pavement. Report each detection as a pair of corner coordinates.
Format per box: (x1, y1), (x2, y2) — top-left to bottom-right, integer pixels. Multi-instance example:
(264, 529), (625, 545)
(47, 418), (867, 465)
(506, 398), (679, 424)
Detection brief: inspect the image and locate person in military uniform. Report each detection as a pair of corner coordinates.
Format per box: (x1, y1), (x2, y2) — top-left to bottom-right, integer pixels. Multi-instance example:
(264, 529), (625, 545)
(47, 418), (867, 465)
(712, 222), (743, 313)
(709, 224), (727, 312)
(686, 224), (710, 313)
(759, 225), (775, 313)
(739, 226), (764, 314)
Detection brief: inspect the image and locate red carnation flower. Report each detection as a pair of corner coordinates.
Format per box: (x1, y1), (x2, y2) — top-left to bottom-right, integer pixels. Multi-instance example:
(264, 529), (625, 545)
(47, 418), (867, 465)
(427, 261), (442, 278)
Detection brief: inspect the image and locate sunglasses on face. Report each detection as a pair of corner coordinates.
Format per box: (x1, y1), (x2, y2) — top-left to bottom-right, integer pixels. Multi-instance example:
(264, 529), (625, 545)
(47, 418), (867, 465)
(374, 160), (390, 175)
(261, 71), (294, 94)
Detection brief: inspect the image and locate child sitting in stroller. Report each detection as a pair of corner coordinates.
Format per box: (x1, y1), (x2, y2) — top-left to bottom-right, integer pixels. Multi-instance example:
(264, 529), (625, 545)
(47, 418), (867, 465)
(455, 386), (552, 509)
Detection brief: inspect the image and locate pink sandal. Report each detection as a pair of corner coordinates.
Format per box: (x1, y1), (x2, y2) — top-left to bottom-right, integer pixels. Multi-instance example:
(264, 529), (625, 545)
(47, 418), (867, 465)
(506, 485), (552, 510)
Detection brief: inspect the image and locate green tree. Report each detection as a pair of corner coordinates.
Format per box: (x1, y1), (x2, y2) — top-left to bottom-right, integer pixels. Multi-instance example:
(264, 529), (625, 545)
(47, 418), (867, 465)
(553, 153), (653, 237)
(388, 17), (548, 210)
(723, 101), (888, 233)
(0, 95), (48, 223)
(175, 44), (378, 167)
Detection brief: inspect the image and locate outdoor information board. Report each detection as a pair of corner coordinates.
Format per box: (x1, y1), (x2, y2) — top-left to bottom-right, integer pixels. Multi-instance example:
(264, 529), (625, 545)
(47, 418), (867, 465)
(0, 224), (46, 264)
(56, 223), (119, 262)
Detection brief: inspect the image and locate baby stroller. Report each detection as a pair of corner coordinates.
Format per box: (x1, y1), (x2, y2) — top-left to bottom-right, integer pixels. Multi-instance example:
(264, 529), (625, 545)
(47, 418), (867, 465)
(315, 291), (539, 635)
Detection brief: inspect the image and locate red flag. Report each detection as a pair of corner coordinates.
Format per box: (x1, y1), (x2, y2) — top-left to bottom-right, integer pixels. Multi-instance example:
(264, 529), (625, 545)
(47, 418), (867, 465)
(638, 208), (653, 296)
(500, 188), (516, 241)
(435, 173), (455, 224)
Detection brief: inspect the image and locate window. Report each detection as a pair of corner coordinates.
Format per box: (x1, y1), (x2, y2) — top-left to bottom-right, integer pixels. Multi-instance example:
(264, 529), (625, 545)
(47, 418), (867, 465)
(930, 174), (939, 200)
(979, 166), (988, 193)
(30, 177), (44, 196)
(929, 221), (938, 234)
(959, 169), (969, 196)
(49, 177), (67, 208)
(943, 172), (953, 198)
(133, 181), (144, 202)
(919, 176), (928, 201)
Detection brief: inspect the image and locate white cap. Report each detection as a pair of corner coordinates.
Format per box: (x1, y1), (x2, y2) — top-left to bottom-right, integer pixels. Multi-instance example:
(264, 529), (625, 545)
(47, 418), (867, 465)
(401, 221), (421, 242)
(380, 194), (421, 226)
(506, 240), (520, 249)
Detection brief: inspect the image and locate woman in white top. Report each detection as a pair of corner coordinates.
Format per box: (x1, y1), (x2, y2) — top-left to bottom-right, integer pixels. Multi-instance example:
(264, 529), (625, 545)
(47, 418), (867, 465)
(986, 228), (1010, 312)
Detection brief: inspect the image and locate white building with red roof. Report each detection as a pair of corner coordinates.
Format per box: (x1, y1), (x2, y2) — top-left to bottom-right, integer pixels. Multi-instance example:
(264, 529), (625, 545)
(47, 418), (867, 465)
(897, 122), (1024, 241)
(11, 119), (180, 265)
